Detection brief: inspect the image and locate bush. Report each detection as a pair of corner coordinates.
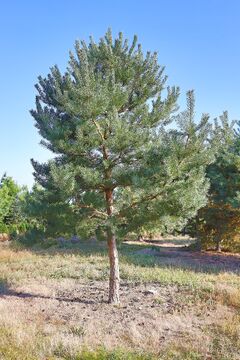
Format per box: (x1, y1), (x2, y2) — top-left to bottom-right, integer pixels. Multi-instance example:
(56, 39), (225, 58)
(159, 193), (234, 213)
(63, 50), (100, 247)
(16, 228), (46, 247)
(198, 203), (240, 252)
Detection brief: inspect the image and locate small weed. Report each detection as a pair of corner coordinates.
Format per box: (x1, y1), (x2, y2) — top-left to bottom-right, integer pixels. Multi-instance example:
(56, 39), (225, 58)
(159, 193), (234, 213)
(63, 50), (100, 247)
(154, 297), (164, 305)
(69, 325), (85, 337)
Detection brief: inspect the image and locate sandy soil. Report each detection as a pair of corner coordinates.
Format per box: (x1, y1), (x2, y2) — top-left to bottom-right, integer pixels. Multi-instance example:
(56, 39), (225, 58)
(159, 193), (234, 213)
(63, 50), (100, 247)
(0, 277), (232, 354)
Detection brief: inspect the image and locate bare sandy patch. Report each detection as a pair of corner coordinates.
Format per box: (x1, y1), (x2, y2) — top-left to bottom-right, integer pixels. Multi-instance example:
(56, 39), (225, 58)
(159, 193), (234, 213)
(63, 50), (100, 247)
(0, 278), (234, 354)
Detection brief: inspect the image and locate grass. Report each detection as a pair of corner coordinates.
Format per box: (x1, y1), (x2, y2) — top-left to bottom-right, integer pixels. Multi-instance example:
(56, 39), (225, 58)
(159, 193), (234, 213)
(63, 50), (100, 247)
(0, 324), (207, 360)
(2, 241), (239, 289)
(0, 324), (154, 360)
(0, 239), (239, 359)
(208, 314), (240, 360)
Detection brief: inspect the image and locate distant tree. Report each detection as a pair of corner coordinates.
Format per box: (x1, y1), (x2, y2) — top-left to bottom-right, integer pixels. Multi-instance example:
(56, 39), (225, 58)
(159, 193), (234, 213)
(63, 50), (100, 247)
(31, 30), (216, 303)
(0, 174), (27, 234)
(22, 183), (78, 238)
(192, 113), (240, 252)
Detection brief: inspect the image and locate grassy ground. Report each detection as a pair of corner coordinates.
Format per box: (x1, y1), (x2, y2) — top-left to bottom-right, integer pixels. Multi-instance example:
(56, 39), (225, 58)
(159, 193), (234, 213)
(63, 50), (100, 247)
(0, 239), (239, 359)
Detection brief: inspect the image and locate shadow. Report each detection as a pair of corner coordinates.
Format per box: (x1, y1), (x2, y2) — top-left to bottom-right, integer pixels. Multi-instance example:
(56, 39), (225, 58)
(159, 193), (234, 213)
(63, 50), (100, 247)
(0, 283), (107, 304)
(7, 239), (240, 276)
(10, 238), (156, 258)
(0, 278), (9, 295)
(10, 239), (109, 257)
(121, 242), (240, 275)
(1, 290), (106, 304)
(143, 238), (195, 246)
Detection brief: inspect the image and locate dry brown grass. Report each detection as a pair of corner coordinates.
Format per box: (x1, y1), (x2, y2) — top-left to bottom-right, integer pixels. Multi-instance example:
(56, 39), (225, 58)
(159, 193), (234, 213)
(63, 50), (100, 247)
(0, 241), (239, 359)
(213, 283), (240, 309)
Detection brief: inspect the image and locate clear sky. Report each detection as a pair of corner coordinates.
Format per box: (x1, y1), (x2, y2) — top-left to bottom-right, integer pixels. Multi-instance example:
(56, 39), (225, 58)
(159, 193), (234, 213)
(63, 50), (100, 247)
(0, 0), (239, 188)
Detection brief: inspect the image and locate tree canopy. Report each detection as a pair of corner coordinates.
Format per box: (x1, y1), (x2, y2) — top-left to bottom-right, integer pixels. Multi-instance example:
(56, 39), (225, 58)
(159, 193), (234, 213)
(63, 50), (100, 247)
(195, 115), (240, 251)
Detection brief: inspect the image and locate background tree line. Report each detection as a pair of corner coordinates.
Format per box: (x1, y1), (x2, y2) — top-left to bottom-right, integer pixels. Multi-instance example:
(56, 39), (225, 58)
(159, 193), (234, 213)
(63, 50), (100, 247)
(1, 105), (239, 253)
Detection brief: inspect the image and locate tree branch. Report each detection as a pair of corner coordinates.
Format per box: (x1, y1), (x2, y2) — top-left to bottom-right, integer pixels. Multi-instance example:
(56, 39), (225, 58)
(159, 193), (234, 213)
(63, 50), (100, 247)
(92, 119), (105, 142)
(76, 203), (107, 218)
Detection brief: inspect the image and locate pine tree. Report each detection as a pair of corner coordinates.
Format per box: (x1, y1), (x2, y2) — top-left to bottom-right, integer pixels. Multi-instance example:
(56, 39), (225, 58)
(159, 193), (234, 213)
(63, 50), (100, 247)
(0, 174), (25, 234)
(31, 30), (215, 303)
(197, 114), (240, 252)
(207, 114), (239, 206)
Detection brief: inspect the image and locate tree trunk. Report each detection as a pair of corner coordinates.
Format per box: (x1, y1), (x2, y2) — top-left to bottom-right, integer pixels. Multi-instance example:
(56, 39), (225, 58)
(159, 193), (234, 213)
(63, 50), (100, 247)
(137, 234), (144, 241)
(107, 228), (120, 304)
(105, 188), (120, 304)
(195, 218), (202, 251)
(216, 238), (221, 252)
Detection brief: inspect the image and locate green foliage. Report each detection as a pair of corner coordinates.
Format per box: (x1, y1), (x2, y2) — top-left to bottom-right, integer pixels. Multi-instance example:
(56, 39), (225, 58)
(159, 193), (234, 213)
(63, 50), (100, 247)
(54, 346), (155, 360)
(16, 228), (46, 247)
(207, 114), (239, 206)
(198, 203), (240, 252)
(190, 113), (240, 251)
(21, 184), (78, 239)
(30, 29), (216, 241)
(0, 173), (28, 234)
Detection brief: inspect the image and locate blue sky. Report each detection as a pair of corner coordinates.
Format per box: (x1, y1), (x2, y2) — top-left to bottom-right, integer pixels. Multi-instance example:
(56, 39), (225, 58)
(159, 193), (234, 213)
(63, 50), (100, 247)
(0, 0), (239, 188)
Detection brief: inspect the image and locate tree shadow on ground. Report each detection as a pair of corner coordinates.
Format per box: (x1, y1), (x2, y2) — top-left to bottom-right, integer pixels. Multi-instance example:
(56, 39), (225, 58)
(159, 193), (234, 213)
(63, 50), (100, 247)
(121, 242), (240, 275)
(143, 238), (195, 246)
(0, 279), (107, 304)
(1, 289), (104, 304)
(9, 239), (240, 275)
(0, 278), (8, 295)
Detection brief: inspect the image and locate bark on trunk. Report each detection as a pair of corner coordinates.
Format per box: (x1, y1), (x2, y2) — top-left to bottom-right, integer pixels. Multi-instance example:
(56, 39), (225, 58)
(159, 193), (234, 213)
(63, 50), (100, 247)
(215, 233), (222, 252)
(216, 239), (221, 252)
(107, 229), (120, 304)
(105, 188), (120, 304)
(137, 234), (144, 242)
(195, 218), (202, 251)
